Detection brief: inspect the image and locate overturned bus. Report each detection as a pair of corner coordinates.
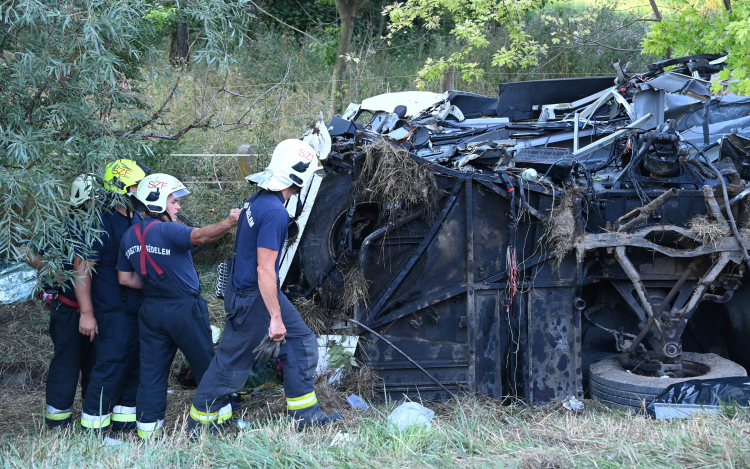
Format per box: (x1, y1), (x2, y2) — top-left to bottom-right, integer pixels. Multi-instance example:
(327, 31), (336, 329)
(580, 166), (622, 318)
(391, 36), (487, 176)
(278, 54), (750, 409)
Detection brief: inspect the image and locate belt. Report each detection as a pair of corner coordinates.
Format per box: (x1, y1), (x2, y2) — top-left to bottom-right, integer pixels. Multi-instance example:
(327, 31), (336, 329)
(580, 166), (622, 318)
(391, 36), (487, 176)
(56, 294), (80, 310)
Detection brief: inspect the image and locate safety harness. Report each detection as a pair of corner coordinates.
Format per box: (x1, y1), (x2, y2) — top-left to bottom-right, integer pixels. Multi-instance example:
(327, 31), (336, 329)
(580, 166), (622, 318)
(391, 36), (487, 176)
(134, 220), (165, 277)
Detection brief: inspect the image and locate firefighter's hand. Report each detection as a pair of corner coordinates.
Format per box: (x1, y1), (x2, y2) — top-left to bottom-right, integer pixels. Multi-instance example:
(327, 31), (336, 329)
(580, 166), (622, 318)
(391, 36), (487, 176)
(79, 312), (98, 342)
(226, 209), (241, 227)
(269, 317), (287, 341)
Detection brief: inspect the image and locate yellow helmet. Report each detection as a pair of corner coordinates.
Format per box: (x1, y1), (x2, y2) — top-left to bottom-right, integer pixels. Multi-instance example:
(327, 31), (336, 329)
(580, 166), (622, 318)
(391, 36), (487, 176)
(103, 159), (151, 194)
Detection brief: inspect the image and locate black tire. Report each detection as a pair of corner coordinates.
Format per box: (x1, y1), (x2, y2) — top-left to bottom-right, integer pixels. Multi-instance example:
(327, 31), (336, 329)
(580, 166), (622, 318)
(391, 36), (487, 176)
(298, 172), (355, 289)
(589, 352), (747, 410)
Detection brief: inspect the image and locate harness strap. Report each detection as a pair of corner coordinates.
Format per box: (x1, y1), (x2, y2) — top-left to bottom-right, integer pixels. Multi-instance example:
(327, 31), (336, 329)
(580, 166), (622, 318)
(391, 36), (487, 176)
(134, 221), (165, 277)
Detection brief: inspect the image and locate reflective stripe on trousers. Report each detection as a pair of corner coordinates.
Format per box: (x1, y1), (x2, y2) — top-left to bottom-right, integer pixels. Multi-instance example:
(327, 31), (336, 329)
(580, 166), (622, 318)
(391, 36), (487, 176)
(45, 404), (73, 422)
(81, 412), (112, 429)
(112, 405), (137, 423)
(286, 391), (318, 410)
(190, 403), (232, 425)
(137, 419), (163, 438)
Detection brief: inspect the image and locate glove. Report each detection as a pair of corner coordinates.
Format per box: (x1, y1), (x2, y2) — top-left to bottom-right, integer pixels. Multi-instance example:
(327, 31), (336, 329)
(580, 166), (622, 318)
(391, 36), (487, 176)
(252, 334), (286, 366)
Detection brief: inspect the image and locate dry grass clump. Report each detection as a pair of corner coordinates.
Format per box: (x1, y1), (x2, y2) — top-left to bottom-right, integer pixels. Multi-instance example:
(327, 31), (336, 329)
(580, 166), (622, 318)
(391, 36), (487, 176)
(518, 449), (565, 469)
(541, 189), (580, 263)
(0, 300), (51, 387)
(339, 264), (371, 314)
(294, 295), (329, 336)
(688, 214), (728, 247)
(359, 139), (438, 214)
(339, 363), (381, 402)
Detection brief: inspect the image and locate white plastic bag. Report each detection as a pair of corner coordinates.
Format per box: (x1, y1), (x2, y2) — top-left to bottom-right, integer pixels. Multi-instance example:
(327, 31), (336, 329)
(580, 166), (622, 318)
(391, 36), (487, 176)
(387, 402), (434, 431)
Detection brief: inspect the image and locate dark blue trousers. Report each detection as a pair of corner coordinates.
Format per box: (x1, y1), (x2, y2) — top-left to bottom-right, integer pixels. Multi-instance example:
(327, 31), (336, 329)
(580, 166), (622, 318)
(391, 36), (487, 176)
(81, 306), (140, 431)
(189, 283), (322, 430)
(136, 279), (215, 438)
(45, 297), (95, 427)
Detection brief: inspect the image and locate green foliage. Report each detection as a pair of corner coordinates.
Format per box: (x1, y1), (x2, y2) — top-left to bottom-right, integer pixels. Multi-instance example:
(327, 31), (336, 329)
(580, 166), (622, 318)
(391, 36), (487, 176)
(0, 1), (253, 271)
(144, 5), (176, 30)
(642, 0), (750, 95)
(264, 0), (338, 32)
(309, 26), (341, 66)
(387, 0), (549, 88)
(327, 339), (358, 375)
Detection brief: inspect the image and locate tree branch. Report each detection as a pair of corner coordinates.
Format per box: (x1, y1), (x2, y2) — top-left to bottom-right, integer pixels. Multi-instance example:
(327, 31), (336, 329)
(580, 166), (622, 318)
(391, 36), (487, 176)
(246, 0), (322, 45)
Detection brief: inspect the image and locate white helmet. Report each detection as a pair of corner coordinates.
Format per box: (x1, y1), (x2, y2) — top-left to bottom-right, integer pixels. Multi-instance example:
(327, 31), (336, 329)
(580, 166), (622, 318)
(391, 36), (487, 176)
(133, 173), (190, 213)
(246, 139), (319, 191)
(70, 174), (96, 206)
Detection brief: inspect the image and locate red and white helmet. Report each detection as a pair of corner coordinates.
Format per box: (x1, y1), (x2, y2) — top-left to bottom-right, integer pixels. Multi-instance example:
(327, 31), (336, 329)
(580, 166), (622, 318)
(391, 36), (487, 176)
(246, 139), (319, 191)
(133, 173), (190, 213)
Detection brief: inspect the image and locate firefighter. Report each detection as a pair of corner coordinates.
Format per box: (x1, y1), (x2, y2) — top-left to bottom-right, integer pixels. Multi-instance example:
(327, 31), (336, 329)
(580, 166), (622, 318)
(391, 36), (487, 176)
(189, 139), (340, 432)
(76, 160), (150, 434)
(25, 175), (97, 428)
(116, 173), (240, 438)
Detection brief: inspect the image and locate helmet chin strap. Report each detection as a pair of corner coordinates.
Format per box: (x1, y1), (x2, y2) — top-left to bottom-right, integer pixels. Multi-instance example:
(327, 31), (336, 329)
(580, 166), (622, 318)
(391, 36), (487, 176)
(293, 193), (303, 221)
(147, 211), (172, 222)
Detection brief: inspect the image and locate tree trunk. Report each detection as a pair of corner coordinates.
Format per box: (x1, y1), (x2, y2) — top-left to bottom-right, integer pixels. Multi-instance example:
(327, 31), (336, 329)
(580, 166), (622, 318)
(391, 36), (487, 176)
(331, 0), (364, 117)
(377, 0), (387, 38)
(440, 66), (455, 93)
(647, 0), (662, 21)
(647, 0), (671, 59)
(169, 22), (189, 66)
(723, 0), (732, 12)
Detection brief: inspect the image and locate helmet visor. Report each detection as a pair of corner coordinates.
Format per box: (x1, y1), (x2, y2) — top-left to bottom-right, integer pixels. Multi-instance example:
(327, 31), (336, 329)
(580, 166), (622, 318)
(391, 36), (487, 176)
(246, 169), (294, 191)
(172, 188), (190, 198)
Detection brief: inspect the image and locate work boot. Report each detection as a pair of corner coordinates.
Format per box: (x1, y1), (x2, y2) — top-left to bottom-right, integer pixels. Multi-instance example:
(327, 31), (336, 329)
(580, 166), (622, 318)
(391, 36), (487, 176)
(103, 431), (126, 446)
(297, 411), (342, 430)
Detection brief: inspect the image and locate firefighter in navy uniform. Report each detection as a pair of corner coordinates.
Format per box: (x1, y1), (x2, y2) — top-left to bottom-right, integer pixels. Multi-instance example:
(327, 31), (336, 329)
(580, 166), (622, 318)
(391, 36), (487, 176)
(116, 173), (240, 438)
(189, 139), (340, 432)
(75, 159), (150, 434)
(25, 175), (97, 427)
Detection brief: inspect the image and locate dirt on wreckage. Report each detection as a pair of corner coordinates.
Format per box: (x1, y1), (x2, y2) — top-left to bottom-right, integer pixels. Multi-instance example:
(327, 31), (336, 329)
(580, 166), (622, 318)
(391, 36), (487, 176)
(283, 54), (750, 410)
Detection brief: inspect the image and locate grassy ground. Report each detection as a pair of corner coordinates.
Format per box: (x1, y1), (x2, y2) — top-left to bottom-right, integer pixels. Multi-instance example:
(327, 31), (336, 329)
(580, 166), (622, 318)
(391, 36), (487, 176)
(2, 394), (750, 468)
(3, 274), (750, 467)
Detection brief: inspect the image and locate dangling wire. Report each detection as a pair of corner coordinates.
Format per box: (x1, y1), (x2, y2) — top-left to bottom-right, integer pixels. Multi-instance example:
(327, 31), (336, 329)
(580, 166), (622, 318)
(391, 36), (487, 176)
(504, 176), (522, 313)
(506, 245), (519, 313)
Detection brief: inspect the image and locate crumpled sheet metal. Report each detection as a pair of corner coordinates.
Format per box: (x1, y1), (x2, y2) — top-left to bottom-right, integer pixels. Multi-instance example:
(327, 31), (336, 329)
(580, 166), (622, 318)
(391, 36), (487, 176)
(646, 376), (750, 418)
(360, 91), (446, 118)
(0, 261), (37, 304)
(645, 72), (711, 98)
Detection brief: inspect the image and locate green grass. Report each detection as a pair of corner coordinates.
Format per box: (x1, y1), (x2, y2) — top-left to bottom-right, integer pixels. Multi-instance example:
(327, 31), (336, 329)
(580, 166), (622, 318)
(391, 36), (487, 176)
(2, 397), (750, 468)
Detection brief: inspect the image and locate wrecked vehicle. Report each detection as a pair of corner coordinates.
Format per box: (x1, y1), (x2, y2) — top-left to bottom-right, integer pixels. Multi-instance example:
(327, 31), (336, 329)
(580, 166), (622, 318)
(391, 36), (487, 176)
(280, 54), (750, 409)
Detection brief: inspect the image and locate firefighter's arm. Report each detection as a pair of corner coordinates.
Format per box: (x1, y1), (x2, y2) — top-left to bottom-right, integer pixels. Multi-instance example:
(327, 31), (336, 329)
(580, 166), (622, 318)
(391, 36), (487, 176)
(73, 256), (98, 341)
(190, 209), (241, 245)
(22, 248), (44, 270)
(118, 271), (142, 290)
(258, 247), (286, 341)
